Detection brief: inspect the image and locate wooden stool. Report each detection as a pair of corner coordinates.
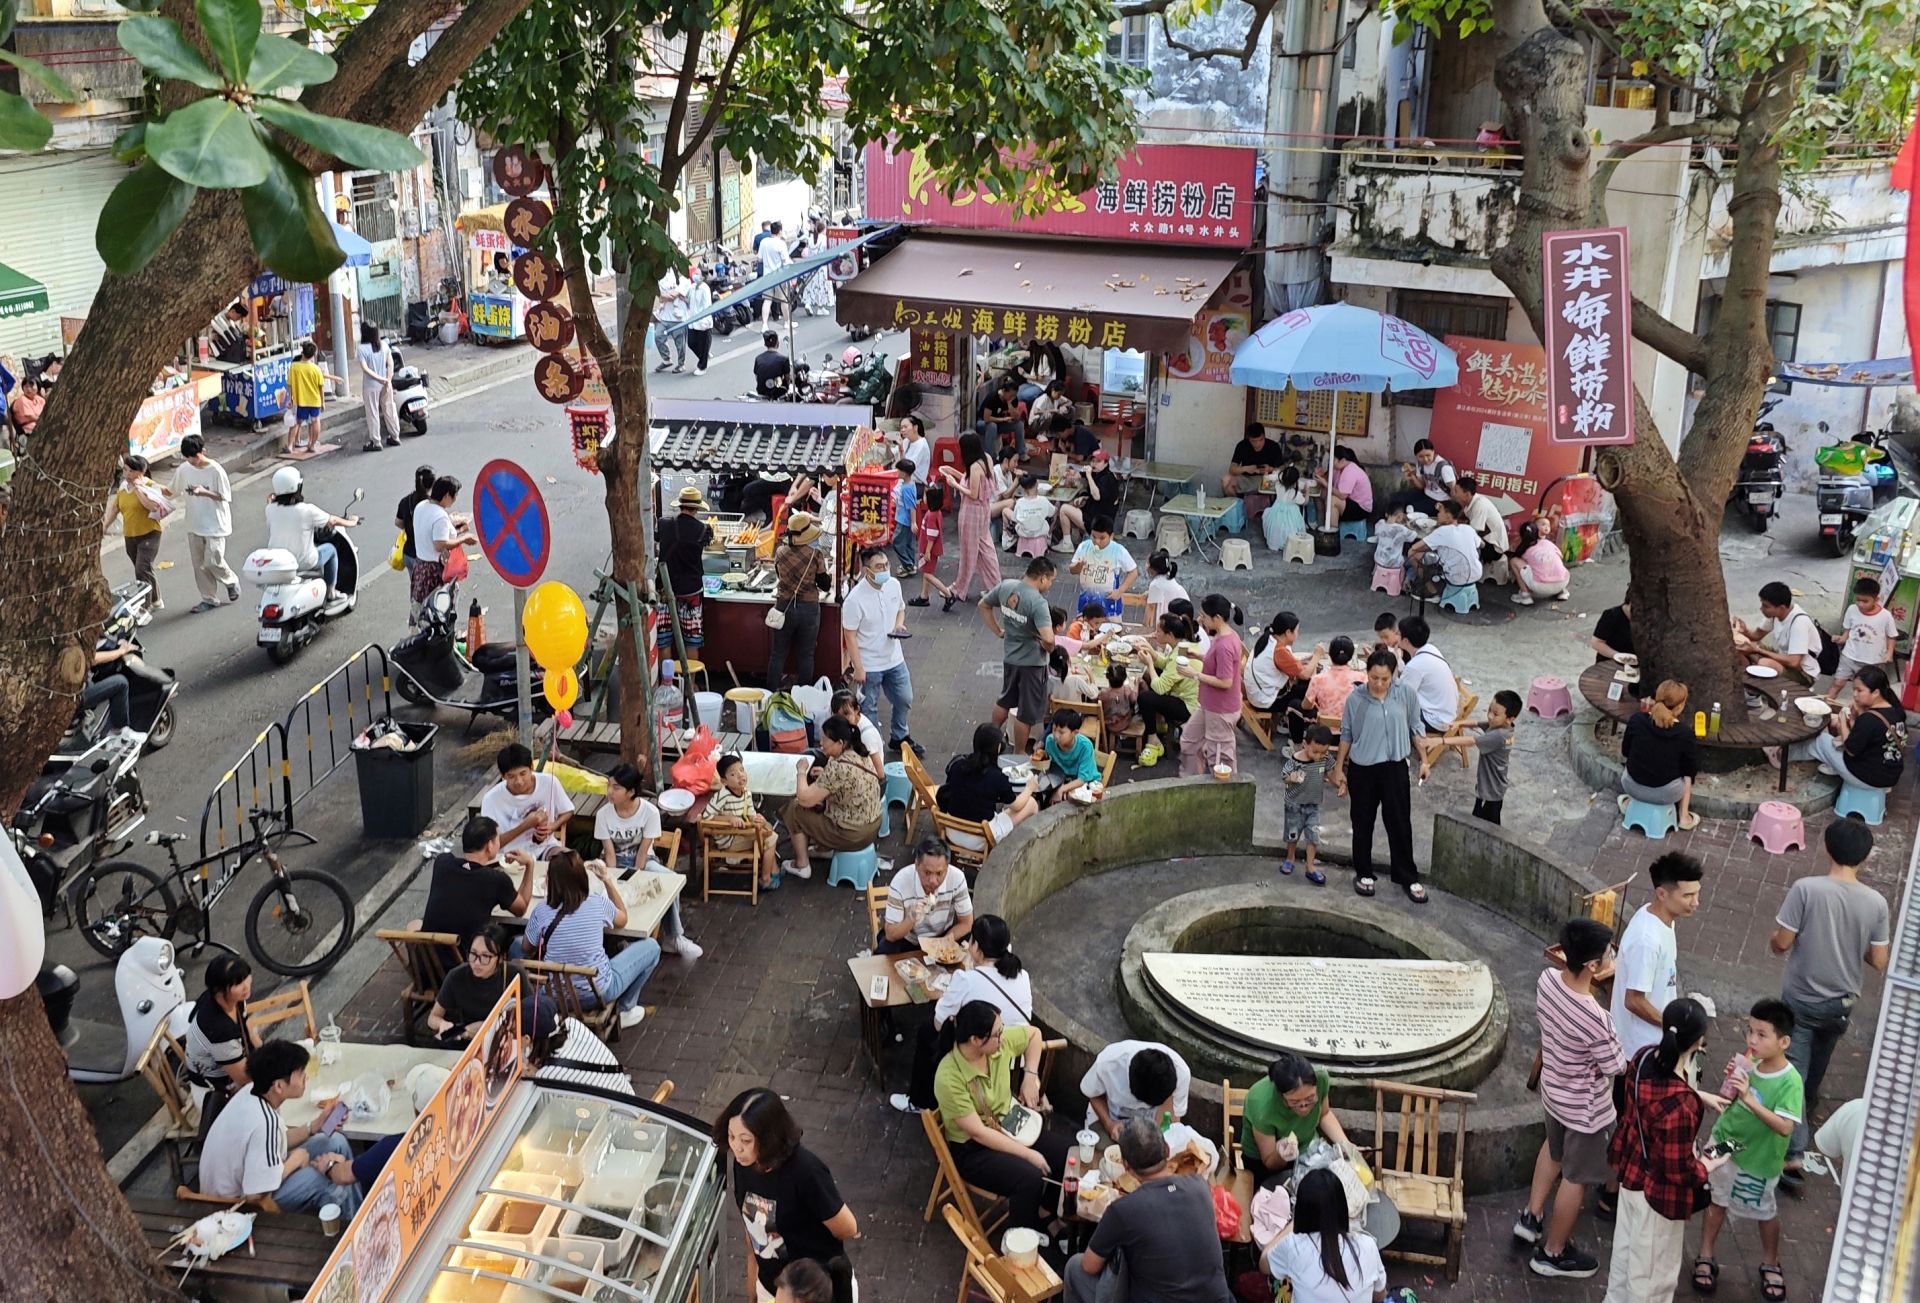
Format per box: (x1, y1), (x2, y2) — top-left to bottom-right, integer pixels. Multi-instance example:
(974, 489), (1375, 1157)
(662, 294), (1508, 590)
(1219, 538), (1253, 571)
(1155, 515), (1189, 557)
(1748, 800), (1805, 853)
(1122, 508), (1154, 539)
(1283, 533), (1315, 565)
(1834, 784), (1887, 825)
(1371, 564), (1403, 595)
(1622, 796), (1677, 840)
(1525, 676), (1574, 718)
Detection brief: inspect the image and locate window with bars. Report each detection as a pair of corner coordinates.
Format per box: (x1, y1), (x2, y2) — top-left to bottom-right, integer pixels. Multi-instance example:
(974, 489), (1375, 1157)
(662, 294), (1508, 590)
(1106, 14), (1149, 67)
(1391, 291), (1506, 407)
(1693, 296), (1801, 392)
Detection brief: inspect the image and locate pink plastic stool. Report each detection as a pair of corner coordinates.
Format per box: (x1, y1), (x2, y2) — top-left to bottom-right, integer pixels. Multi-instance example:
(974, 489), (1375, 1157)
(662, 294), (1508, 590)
(1748, 800), (1805, 854)
(1526, 675), (1574, 718)
(1371, 564), (1403, 596)
(1015, 534), (1049, 558)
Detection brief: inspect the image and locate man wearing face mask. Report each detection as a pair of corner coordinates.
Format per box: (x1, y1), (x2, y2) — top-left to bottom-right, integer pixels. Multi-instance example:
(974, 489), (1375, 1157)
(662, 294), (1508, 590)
(841, 546), (920, 756)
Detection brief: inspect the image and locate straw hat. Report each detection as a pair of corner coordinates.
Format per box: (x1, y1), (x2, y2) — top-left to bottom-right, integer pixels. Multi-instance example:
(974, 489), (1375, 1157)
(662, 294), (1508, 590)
(676, 485), (708, 509)
(785, 511), (823, 546)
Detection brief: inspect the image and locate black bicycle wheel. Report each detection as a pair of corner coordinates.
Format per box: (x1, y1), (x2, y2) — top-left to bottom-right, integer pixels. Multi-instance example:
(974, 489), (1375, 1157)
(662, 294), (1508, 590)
(68, 859), (176, 959)
(245, 868), (354, 977)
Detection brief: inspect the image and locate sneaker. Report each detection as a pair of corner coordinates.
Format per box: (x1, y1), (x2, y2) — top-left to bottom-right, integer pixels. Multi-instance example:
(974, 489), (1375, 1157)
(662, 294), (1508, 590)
(893, 736), (926, 757)
(654, 361), (673, 372)
(1529, 1244), (1600, 1279)
(888, 1093), (925, 1114)
(673, 936), (704, 960)
(363, 440), (382, 452)
(136, 610), (154, 627)
(1512, 1209), (1543, 1244)
(384, 436), (400, 447)
(1510, 590), (1535, 606)
(760, 873), (782, 892)
(694, 365), (707, 375)
(782, 859), (813, 881)
(908, 596), (930, 607)
(1050, 538), (1075, 554)
(1554, 590), (1571, 601)
(673, 364), (685, 373)
(113, 727), (150, 749)
(618, 1006), (648, 1030)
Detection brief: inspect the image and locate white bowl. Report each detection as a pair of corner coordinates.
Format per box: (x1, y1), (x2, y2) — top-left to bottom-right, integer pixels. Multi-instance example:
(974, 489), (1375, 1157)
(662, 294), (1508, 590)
(1002, 1227), (1041, 1268)
(1744, 664), (1779, 679)
(657, 788), (695, 815)
(1798, 698), (1832, 728)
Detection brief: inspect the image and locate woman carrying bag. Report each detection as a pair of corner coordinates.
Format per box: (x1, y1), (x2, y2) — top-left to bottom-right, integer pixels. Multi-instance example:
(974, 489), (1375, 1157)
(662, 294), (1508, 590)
(768, 513), (826, 690)
(1604, 997), (1732, 1303)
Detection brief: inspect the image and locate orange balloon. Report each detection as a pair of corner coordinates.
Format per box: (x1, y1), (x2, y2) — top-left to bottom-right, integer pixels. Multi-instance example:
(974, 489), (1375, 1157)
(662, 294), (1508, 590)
(544, 666), (580, 712)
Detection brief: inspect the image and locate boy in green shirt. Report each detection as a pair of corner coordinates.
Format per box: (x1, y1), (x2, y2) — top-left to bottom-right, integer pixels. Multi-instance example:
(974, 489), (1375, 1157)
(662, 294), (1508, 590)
(1695, 998), (1802, 1299)
(1040, 708), (1101, 804)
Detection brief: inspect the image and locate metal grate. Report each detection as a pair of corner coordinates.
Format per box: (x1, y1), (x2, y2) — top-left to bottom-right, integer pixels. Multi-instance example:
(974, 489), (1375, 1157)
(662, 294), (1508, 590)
(651, 421), (858, 474)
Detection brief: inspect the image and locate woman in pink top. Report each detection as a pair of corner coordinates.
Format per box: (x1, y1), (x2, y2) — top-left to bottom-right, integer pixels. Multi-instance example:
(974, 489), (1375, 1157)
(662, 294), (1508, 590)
(1508, 520), (1570, 606)
(941, 432), (1002, 602)
(1314, 445), (1373, 526)
(1180, 594), (1246, 776)
(1303, 636), (1369, 725)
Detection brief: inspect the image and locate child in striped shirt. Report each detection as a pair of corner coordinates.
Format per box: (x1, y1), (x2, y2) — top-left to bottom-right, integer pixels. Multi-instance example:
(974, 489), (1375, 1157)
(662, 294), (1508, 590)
(706, 753), (781, 890)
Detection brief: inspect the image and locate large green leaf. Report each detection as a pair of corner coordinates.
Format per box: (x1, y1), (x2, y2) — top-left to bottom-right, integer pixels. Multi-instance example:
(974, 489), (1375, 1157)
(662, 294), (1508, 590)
(118, 17), (224, 90)
(111, 122), (147, 163)
(196, 0), (261, 85)
(252, 97), (424, 170)
(0, 49), (80, 103)
(146, 97), (272, 188)
(96, 161), (197, 274)
(0, 2), (15, 47)
(248, 34), (337, 92)
(0, 89), (51, 151)
(241, 138), (345, 282)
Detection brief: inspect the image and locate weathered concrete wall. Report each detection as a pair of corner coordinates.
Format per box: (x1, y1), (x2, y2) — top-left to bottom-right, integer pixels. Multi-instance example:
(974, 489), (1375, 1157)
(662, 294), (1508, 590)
(1426, 809), (1606, 939)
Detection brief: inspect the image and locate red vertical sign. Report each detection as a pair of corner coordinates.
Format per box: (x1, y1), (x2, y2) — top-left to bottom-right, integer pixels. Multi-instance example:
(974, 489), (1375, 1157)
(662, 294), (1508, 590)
(1894, 107), (1917, 384)
(1541, 227), (1634, 446)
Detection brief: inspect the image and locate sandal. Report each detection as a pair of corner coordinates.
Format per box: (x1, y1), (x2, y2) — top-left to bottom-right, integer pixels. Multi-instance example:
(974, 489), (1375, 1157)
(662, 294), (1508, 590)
(1279, 858), (1295, 876)
(1306, 869), (1327, 886)
(1759, 1263), (1785, 1301)
(1404, 882), (1430, 904)
(1692, 1257), (1719, 1295)
(1679, 811), (1701, 830)
(1354, 876), (1376, 898)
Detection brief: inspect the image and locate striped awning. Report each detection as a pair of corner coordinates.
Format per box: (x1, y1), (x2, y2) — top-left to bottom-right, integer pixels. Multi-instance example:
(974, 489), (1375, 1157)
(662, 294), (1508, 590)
(0, 260), (49, 321)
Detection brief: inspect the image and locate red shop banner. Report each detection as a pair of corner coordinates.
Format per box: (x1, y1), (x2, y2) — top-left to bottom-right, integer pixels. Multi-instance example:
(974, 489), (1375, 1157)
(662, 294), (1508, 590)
(1541, 226), (1635, 446)
(864, 142), (1257, 248)
(907, 328), (955, 387)
(1427, 336), (1581, 509)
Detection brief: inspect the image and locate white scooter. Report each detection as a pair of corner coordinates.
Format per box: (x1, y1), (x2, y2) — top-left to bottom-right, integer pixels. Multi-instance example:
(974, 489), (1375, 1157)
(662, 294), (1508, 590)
(48, 936), (189, 1084)
(243, 478), (365, 665)
(392, 347), (430, 436)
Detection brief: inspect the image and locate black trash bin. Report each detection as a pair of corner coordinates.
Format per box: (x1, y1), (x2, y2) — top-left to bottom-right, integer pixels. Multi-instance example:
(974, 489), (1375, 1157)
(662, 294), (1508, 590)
(353, 720), (438, 838)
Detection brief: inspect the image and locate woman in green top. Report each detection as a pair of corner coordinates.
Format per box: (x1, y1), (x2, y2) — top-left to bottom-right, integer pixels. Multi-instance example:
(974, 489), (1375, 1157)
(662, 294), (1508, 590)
(1241, 1051), (1355, 1190)
(1135, 611), (1202, 767)
(932, 1000), (1073, 1231)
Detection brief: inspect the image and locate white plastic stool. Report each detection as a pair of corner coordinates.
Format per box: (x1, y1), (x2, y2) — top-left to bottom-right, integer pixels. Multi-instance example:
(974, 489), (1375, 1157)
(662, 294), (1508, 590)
(1219, 538), (1252, 571)
(1155, 515), (1189, 557)
(1283, 533), (1315, 565)
(1122, 509), (1154, 540)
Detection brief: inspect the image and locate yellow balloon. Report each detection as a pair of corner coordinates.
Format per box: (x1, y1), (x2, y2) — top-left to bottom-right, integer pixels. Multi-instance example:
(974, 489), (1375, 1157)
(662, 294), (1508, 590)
(522, 581), (588, 667)
(544, 666), (579, 712)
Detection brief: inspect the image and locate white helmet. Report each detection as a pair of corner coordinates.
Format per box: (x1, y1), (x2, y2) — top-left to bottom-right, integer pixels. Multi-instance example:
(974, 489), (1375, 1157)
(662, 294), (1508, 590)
(271, 466), (303, 496)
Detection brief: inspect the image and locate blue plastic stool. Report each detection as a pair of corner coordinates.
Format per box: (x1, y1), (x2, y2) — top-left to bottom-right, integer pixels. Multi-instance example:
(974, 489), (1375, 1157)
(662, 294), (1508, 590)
(827, 845), (881, 890)
(1622, 797), (1678, 840)
(1338, 520), (1370, 544)
(1834, 784), (1887, 826)
(1438, 582), (1480, 614)
(881, 761), (913, 839)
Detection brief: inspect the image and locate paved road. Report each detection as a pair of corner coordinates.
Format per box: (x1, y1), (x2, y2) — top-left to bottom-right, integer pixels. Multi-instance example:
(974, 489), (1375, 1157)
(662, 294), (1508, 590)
(54, 310), (877, 1053)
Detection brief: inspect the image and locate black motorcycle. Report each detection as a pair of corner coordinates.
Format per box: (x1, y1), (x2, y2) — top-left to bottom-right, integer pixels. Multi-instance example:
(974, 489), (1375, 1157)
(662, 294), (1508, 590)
(51, 582), (178, 764)
(14, 731), (148, 921)
(390, 584), (550, 727)
(1729, 422), (1787, 532)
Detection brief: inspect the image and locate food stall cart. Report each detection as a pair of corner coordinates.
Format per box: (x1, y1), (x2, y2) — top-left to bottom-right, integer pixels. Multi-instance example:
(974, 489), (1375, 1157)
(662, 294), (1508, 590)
(650, 398), (888, 676)
(304, 988), (722, 1303)
(210, 271), (316, 427)
(456, 205), (527, 344)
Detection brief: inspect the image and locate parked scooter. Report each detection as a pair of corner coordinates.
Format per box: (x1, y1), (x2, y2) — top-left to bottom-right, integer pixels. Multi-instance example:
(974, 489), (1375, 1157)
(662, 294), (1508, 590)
(1815, 422), (1894, 556)
(14, 730), (147, 920)
(390, 584), (551, 726)
(49, 581), (178, 765)
(1730, 420), (1787, 532)
(39, 936), (189, 1084)
(243, 479), (364, 665)
(391, 347), (430, 435)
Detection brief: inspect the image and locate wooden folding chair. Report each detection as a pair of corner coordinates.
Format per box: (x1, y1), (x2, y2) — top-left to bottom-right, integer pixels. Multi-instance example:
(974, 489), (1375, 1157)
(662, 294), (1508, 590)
(1316, 712), (1344, 741)
(1216, 1078), (1256, 1244)
(943, 1203), (1014, 1303)
(375, 929), (459, 1045)
(243, 980), (318, 1044)
(930, 808), (995, 874)
(649, 1080), (675, 1104)
(696, 818), (760, 904)
(1438, 678), (1480, 770)
(901, 745), (941, 839)
(1239, 700), (1277, 751)
(920, 1108), (1009, 1241)
(175, 1185), (280, 1213)
(520, 958), (623, 1043)
(1050, 696), (1105, 751)
(1370, 1078), (1476, 1281)
(136, 1023), (200, 1184)
(1094, 748), (1116, 786)
(864, 883), (889, 947)
(652, 827), (683, 870)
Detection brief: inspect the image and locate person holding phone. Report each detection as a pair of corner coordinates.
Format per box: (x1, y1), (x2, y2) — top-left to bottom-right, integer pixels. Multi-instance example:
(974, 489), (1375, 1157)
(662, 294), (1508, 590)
(199, 1041), (367, 1215)
(428, 924), (517, 1044)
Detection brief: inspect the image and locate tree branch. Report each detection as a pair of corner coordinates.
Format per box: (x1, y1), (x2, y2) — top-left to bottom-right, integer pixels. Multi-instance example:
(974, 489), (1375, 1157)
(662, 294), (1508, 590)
(667, 5), (765, 179)
(1630, 294), (1710, 376)
(1152, 0), (1277, 65)
(660, 16), (709, 181)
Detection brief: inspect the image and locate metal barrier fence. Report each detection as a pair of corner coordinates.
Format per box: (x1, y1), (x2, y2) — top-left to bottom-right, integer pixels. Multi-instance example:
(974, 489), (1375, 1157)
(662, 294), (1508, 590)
(197, 643), (397, 858)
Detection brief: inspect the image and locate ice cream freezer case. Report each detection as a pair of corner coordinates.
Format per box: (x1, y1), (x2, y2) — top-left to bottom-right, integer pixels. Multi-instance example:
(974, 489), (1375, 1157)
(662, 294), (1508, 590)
(304, 988), (723, 1303)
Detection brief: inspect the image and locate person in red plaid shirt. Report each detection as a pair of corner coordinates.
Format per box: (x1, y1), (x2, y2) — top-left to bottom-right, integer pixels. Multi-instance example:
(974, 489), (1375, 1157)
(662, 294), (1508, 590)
(1603, 997), (1734, 1303)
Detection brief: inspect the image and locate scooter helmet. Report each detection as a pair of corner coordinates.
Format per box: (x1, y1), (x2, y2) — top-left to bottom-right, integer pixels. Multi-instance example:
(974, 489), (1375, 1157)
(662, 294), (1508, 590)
(271, 466), (304, 496)
(842, 346), (863, 368)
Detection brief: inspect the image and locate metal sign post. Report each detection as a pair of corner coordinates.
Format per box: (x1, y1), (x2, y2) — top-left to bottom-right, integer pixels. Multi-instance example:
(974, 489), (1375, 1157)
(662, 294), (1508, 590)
(513, 589), (532, 749)
(472, 458), (554, 751)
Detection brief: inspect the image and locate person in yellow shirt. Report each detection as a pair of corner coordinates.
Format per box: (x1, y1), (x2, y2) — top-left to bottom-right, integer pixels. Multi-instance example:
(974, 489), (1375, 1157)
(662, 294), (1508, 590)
(286, 340), (343, 455)
(101, 454), (167, 619)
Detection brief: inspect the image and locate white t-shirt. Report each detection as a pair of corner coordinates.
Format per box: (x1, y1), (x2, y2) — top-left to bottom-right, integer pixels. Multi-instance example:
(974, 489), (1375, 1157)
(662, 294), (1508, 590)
(842, 576), (906, 673)
(479, 771), (576, 856)
(1421, 522), (1484, 585)
(1610, 904), (1678, 1059)
(1267, 1231), (1388, 1303)
(412, 499), (455, 559)
(593, 799), (662, 870)
(904, 436), (931, 486)
(759, 235), (790, 271)
(655, 271), (688, 323)
(1842, 603), (1897, 666)
(201, 1092), (288, 1199)
(1758, 606), (1820, 677)
(848, 712), (884, 758)
(934, 964), (1034, 1029)
(1072, 539), (1137, 594)
(1242, 640), (1289, 711)
(1146, 574), (1189, 613)
(1462, 492), (1509, 552)
(1079, 1040), (1191, 1128)
(883, 863), (973, 938)
(172, 460), (232, 538)
(264, 501), (331, 570)
(1398, 644), (1458, 730)
(357, 341), (392, 384)
(1011, 495), (1055, 538)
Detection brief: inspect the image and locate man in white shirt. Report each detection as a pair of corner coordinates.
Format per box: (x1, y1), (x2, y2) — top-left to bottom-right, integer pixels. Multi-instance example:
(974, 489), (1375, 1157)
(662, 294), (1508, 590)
(479, 741), (576, 857)
(200, 1040), (364, 1215)
(654, 265), (690, 373)
(757, 221), (790, 326)
(1736, 580), (1822, 680)
(1609, 852), (1704, 1059)
(841, 545), (918, 755)
(1405, 499), (1484, 587)
(878, 840), (973, 953)
(172, 434), (240, 611)
(1450, 476), (1510, 564)
(1080, 1040), (1191, 1137)
(1394, 615), (1459, 733)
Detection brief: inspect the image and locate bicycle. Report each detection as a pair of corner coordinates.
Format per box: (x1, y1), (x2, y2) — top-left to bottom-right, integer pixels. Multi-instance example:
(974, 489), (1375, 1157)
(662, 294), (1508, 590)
(68, 808), (355, 978)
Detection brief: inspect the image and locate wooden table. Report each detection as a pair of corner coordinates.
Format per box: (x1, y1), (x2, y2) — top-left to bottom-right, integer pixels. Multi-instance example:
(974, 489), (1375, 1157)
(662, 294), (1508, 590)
(849, 949), (951, 1083)
(296, 1038), (461, 1140)
(1575, 661), (1822, 792)
(131, 1194), (335, 1293)
(1157, 493), (1244, 560)
(495, 860), (687, 939)
(1126, 460), (1201, 512)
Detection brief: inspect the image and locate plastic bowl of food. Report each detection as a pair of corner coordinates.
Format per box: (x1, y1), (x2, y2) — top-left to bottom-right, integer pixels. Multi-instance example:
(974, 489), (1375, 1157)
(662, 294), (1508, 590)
(1212, 763), (1233, 781)
(657, 788), (695, 816)
(1002, 1227), (1041, 1269)
(1798, 697), (1832, 728)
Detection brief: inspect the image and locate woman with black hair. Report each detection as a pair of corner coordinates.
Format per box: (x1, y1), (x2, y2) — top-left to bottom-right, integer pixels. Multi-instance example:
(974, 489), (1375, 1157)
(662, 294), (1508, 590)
(715, 1087), (860, 1301)
(356, 320), (400, 450)
(184, 954), (255, 1132)
(1265, 1167), (1387, 1301)
(775, 1257), (855, 1303)
(1135, 610), (1201, 768)
(941, 431), (1002, 603)
(394, 464), (435, 620)
(937, 724), (1040, 847)
(427, 923), (515, 1044)
(781, 715), (883, 872)
(893, 913), (1035, 1114)
(1179, 594), (1246, 776)
(933, 1000), (1073, 1231)
(595, 761), (698, 958)
(524, 849), (659, 1031)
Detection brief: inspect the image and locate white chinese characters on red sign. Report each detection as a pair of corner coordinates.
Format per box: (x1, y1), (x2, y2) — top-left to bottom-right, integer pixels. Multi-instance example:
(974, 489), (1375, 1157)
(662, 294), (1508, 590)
(1541, 227), (1634, 446)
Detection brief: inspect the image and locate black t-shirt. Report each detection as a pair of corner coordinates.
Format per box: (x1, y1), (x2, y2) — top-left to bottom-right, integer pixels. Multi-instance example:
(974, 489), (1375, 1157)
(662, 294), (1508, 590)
(1593, 606), (1634, 660)
(1622, 712), (1698, 786)
(732, 1146), (846, 1291)
(657, 512), (713, 597)
(1086, 1174), (1233, 1301)
(435, 963), (511, 1032)
(1069, 424), (1102, 459)
(1842, 703), (1908, 787)
(753, 350), (791, 396)
(397, 490), (426, 559)
(938, 759), (1016, 821)
(979, 389), (1014, 422)
(1082, 466), (1120, 507)
(419, 854), (518, 954)
(1230, 437), (1283, 472)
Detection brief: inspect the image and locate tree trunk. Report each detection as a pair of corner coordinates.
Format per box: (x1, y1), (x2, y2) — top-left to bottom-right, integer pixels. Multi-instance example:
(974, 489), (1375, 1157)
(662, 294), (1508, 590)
(602, 360), (658, 777)
(0, 992), (179, 1300)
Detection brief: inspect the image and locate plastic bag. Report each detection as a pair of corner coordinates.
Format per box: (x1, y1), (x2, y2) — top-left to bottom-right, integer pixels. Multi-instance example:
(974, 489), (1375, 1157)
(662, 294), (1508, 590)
(442, 545), (470, 582)
(343, 1072), (391, 1123)
(542, 759), (608, 796)
(1298, 1137), (1371, 1218)
(669, 725), (719, 794)
(389, 531), (407, 571)
(791, 676), (834, 725)
(1212, 1183), (1243, 1240)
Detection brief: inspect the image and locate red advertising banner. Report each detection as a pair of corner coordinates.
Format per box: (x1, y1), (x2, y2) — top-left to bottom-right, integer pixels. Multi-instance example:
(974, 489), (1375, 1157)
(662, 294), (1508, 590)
(1427, 336), (1582, 509)
(907, 328), (955, 387)
(1541, 227), (1634, 446)
(864, 142), (1257, 248)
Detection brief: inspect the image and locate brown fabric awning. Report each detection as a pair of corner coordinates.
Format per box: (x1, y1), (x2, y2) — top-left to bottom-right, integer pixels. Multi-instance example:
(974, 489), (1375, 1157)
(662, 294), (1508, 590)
(835, 235), (1243, 354)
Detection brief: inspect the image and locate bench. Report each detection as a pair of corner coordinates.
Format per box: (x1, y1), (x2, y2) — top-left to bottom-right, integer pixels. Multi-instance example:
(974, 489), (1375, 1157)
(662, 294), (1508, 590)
(1576, 661), (1821, 793)
(130, 1193), (333, 1294)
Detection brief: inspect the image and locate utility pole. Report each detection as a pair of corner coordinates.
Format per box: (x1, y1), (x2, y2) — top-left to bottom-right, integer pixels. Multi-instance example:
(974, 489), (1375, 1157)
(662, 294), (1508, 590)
(319, 173), (354, 399)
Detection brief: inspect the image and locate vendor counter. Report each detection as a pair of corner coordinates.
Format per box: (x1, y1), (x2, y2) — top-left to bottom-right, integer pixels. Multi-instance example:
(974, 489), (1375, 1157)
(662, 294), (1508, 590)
(699, 587), (843, 681)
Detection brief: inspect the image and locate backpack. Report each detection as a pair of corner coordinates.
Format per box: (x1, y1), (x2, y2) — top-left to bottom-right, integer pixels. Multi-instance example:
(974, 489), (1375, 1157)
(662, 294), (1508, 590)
(1791, 611), (1841, 677)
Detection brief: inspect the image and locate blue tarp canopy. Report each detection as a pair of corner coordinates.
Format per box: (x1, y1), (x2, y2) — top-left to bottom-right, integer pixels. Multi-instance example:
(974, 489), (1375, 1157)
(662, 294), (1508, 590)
(658, 226), (896, 337)
(331, 222), (373, 268)
(1777, 357), (1914, 388)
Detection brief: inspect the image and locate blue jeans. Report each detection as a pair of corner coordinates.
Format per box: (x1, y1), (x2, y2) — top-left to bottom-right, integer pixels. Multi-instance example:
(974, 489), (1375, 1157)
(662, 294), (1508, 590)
(317, 541), (339, 594)
(1783, 993), (1853, 1161)
(591, 939), (662, 1012)
(891, 522), (917, 572)
(274, 1131), (363, 1216)
(351, 1133), (402, 1189)
(860, 662), (913, 743)
(82, 673), (131, 730)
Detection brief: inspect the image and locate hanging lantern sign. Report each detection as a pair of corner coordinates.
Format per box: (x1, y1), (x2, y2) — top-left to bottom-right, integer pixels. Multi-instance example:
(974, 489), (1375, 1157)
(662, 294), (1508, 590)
(504, 197), (552, 247)
(534, 353), (585, 404)
(492, 146), (546, 197)
(512, 249), (565, 300)
(525, 301), (575, 353)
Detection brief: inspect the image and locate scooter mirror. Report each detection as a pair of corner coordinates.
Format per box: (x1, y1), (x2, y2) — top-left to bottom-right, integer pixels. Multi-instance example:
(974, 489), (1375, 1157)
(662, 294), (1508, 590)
(351, 487), (365, 504)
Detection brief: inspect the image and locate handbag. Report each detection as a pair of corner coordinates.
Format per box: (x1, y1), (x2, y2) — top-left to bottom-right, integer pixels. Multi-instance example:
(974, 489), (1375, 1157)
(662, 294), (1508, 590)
(389, 531), (407, 572)
(442, 545), (470, 582)
(967, 1077), (1041, 1146)
(766, 550), (818, 629)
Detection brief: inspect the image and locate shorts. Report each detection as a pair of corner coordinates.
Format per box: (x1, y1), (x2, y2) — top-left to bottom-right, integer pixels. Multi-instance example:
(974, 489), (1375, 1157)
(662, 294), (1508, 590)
(1284, 801), (1321, 846)
(1832, 652), (1885, 682)
(1708, 1160), (1779, 1220)
(1544, 1115), (1616, 1187)
(997, 663), (1051, 727)
(295, 404), (323, 422)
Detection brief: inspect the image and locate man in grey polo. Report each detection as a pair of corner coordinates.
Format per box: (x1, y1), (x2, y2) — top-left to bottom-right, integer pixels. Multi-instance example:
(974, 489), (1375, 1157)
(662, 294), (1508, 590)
(1333, 648), (1427, 902)
(980, 555), (1059, 754)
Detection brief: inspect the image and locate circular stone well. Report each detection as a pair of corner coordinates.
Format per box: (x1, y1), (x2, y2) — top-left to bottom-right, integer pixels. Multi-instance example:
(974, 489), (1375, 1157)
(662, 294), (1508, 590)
(1118, 886), (1509, 1093)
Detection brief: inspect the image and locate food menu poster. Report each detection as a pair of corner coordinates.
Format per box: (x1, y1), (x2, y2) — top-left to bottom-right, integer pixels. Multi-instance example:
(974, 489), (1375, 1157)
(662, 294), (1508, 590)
(846, 470), (897, 545)
(304, 986), (525, 1303)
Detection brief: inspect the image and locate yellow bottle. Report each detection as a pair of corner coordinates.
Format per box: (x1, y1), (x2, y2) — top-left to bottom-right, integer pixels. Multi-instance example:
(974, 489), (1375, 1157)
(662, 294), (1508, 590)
(1694, 710), (1707, 738)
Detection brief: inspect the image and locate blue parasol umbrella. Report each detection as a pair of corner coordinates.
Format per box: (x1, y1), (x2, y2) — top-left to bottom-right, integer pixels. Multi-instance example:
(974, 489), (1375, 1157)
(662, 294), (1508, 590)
(330, 222), (373, 269)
